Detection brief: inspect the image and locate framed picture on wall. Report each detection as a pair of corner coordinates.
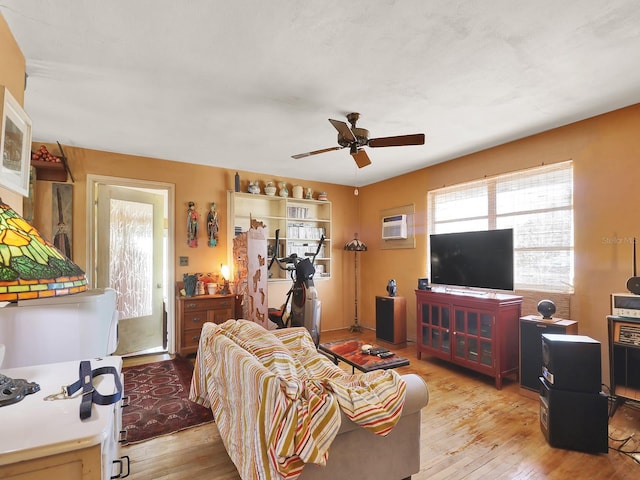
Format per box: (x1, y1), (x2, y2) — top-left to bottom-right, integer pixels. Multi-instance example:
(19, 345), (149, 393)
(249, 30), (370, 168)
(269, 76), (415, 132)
(0, 86), (33, 196)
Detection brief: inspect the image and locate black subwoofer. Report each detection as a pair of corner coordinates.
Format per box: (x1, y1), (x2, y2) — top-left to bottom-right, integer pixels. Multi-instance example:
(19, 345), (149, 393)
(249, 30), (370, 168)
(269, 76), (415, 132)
(539, 377), (608, 454)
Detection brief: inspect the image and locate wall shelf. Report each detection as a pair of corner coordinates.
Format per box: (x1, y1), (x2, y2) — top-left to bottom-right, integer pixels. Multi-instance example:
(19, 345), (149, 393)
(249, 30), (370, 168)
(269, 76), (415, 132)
(31, 158), (67, 181)
(30, 142), (74, 182)
(228, 191), (332, 281)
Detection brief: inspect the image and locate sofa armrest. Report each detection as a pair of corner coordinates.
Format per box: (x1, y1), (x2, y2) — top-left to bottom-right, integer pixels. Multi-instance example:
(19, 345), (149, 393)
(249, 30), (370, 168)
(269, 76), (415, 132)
(334, 373), (428, 436)
(299, 373), (429, 480)
(401, 373), (429, 415)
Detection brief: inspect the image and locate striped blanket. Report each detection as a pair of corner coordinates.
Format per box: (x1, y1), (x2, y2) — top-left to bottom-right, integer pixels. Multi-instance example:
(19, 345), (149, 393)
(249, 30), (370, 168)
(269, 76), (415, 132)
(189, 320), (406, 480)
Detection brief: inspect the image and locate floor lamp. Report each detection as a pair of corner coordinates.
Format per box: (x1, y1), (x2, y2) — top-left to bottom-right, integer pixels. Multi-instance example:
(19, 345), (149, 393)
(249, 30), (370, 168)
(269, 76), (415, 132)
(344, 233), (367, 332)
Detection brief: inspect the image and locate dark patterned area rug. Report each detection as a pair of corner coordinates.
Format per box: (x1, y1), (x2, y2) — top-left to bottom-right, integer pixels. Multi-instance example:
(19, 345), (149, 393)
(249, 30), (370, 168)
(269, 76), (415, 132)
(122, 356), (213, 444)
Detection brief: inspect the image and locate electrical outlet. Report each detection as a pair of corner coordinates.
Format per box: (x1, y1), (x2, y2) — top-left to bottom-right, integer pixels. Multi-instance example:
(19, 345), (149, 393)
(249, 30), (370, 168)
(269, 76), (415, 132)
(179, 256), (188, 266)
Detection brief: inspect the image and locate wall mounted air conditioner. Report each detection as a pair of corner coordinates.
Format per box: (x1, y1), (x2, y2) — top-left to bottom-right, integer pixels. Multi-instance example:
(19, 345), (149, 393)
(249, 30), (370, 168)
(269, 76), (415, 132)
(381, 214), (408, 240)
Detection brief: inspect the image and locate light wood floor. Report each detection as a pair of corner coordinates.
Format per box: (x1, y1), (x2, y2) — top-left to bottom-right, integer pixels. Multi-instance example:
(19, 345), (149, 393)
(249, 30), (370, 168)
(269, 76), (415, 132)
(121, 328), (640, 479)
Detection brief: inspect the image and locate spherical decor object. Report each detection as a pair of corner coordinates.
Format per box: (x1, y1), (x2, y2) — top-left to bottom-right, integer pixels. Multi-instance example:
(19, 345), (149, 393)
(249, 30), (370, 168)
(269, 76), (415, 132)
(627, 276), (640, 295)
(537, 299), (556, 319)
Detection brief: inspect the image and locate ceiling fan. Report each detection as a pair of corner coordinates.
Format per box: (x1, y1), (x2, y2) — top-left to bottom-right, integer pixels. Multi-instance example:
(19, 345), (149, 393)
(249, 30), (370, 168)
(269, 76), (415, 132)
(292, 112), (425, 168)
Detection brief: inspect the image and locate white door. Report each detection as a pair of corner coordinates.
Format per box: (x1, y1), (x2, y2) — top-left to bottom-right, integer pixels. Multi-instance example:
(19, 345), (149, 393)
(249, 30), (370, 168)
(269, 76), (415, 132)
(96, 184), (165, 355)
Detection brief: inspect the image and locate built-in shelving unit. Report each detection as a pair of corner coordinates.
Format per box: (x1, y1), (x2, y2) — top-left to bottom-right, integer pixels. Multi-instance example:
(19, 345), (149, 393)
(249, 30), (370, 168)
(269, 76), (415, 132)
(228, 191), (331, 281)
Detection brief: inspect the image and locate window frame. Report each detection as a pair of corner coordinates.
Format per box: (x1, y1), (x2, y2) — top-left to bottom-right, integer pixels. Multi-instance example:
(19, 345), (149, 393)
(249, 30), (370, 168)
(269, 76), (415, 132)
(427, 161), (574, 294)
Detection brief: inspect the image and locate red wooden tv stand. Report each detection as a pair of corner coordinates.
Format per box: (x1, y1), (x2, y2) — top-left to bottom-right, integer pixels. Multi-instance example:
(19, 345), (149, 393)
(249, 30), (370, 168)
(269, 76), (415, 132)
(415, 288), (522, 389)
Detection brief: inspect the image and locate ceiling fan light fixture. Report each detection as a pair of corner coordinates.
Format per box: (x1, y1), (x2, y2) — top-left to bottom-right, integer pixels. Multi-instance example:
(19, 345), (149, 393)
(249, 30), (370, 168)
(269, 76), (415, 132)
(352, 127), (369, 146)
(291, 112), (425, 169)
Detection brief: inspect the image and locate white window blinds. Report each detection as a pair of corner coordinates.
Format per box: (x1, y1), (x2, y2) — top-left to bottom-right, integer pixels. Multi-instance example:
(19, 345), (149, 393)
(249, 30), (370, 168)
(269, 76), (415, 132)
(428, 161), (574, 293)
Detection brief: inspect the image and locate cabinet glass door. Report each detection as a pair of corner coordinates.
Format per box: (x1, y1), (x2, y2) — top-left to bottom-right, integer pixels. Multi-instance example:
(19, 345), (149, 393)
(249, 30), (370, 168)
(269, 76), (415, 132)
(454, 310), (466, 358)
(421, 303), (450, 353)
(479, 313), (493, 366)
(454, 308), (494, 367)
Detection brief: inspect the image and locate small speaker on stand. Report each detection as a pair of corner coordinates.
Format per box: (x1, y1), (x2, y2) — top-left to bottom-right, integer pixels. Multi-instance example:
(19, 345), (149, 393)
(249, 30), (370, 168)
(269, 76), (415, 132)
(537, 299), (556, 319)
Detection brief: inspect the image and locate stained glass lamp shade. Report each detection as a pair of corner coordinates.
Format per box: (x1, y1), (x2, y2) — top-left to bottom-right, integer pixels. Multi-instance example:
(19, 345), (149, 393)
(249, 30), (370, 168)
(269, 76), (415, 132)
(0, 200), (88, 301)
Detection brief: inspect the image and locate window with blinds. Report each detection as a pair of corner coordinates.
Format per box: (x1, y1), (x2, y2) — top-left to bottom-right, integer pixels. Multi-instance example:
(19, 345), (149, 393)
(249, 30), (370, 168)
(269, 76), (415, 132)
(427, 161), (574, 293)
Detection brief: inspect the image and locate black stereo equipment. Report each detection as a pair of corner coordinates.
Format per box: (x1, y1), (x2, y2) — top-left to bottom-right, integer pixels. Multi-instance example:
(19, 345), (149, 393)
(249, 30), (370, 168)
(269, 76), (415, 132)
(541, 334), (601, 393)
(539, 377), (608, 454)
(417, 278), (430, 290)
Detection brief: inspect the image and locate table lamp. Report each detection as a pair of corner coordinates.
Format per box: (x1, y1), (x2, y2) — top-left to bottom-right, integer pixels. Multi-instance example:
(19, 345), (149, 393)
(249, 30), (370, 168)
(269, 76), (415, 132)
(0, 199), (87, 301)
(220, 264), (231, 294)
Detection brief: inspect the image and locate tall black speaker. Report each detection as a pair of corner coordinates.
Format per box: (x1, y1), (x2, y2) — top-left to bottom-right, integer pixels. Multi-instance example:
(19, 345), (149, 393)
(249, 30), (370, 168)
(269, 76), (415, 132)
(539, 377), (608, 453)
(375, 296), (406, 345)
(541, 333), (602, 393)
(538, 334), (608, 454)
(376, 296), (395, 342)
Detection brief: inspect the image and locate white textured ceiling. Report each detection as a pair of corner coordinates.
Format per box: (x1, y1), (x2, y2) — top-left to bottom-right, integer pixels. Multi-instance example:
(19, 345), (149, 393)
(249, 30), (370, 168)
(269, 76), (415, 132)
(2, 1), (640, 187)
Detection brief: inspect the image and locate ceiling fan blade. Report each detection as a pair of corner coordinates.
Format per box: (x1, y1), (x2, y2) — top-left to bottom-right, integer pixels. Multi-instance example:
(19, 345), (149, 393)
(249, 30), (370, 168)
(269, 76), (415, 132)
(368, 133), (425, 148)
(328, 119), (356, 143)
(351, 148), (371, 168)
(291, 146), (344, 159)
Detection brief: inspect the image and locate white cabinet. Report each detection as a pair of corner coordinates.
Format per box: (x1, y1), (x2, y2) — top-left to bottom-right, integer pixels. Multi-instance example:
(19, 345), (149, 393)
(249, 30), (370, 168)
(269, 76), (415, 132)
(0, 357), (126, 480)
(228, 191), (332, 280)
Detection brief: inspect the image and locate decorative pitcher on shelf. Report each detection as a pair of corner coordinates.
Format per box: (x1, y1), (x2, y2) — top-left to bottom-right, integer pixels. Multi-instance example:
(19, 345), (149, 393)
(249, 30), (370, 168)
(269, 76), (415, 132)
(278, 182), (289, 197)
(248, 181), (260, 194)
(264, 181), (277, 196)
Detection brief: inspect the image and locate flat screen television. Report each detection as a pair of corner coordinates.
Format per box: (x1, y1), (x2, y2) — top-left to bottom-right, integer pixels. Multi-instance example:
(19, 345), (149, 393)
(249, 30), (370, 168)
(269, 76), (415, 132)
(429, 228), (514, 291)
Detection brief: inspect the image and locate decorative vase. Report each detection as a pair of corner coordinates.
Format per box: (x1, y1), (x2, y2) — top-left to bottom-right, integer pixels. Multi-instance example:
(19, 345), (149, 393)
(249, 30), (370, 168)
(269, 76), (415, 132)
(305, 187), (313, 199)
(278, 182), (289, 197)
(387, 279), (397, 297)
(183, 274), (198, 297)
(264, 182), (276, 196)
(248, 181), (260, 194)
(292, 185), (303, 199)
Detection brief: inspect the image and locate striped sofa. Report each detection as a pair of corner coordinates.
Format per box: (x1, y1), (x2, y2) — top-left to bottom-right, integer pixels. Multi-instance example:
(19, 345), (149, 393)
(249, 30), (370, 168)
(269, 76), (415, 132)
(190, 319), (429, 480)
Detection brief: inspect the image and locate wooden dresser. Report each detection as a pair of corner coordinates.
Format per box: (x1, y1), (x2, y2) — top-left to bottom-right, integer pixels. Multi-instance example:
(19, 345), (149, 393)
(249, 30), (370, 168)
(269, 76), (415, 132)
(175, 290), (236, 356)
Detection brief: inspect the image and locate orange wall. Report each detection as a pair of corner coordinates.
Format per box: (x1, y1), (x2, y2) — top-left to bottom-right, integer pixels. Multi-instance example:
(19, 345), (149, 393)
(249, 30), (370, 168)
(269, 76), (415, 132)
(29, 144), (360, 332)
(358, 104), (640, 383)
(0, 13), (27, 212)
